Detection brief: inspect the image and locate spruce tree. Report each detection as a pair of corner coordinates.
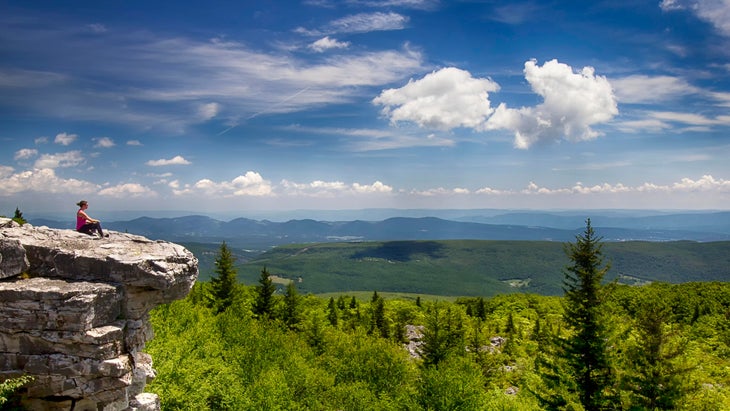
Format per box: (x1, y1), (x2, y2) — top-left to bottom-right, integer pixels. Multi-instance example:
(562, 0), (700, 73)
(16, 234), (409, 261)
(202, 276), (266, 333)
(283, 281), (302, 329)
(561, 218), (616, 410)
(327, 297), (338, 327)
(12, 207), (27, 225)
(208, 242), (238, 313)
(252, 266), (276, 318)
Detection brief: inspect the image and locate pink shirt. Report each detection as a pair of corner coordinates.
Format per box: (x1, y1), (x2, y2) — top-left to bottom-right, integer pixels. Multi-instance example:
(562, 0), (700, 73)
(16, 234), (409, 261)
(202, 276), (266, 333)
(76, 211), (87, 230)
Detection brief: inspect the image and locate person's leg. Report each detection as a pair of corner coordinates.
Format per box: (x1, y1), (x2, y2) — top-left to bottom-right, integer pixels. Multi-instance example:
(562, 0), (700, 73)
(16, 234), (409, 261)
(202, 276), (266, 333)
(78, 224), (95, 236)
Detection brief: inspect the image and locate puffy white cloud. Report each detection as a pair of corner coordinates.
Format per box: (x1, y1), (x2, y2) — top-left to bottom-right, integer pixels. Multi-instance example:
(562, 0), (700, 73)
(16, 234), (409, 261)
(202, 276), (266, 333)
(14, 148), (38, 160)
(34, 151), (84, 169)
(98, 183), (156, 198)
(281, 179), (392, 196)
(410, 187), (471, 196)
(174, 171), (273, 197)
(146, 155), (191, 166)
(54, 132), (77, 146)
(309, 36), (350, 52)
(373, 67), (499, 130)
(0, 168), (98, 195)
(127, 140), (143, 146)
(93, 137), (115, 148)
(487, 59), (617, 149)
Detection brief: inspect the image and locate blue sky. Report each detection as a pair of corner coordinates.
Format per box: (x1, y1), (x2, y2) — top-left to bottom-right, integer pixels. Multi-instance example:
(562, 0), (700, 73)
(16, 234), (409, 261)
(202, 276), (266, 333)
(1, 0), (729, 216)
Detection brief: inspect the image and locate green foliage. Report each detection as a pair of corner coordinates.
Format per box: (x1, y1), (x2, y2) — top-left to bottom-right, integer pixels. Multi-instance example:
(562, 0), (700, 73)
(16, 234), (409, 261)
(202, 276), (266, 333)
(235, 239), (730, 296)
(0, 375), (33, 407)
(252, 266), (276, 318)
(207, 242), (238, 313)
(146, 278), (730, 411)
(12, 208), (26, 225)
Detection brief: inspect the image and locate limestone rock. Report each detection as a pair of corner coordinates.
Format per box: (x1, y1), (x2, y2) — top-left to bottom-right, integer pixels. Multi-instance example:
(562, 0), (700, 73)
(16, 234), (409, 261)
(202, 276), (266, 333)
(0, 219), (198, 411)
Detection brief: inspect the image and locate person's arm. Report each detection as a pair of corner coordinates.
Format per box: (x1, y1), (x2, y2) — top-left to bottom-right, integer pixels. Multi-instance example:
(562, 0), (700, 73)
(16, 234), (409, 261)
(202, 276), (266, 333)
(78, 210), (98, 223)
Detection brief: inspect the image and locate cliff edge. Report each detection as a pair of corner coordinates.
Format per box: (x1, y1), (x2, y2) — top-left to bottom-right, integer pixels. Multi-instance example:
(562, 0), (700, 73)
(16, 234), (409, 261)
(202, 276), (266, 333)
(0, 218), (198, 411)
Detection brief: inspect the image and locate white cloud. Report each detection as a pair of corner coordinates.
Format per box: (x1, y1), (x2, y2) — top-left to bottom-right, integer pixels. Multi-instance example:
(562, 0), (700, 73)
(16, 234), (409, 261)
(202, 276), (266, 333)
(93, 137), (115, 148)
(197, 102), (220, 120)
(309, 36), (350, 53)
(34, 151), (84, 169)
(146, 155), (191, 166)
(14, 148), (38, 160)
(325, 12), (408, 34)
(373, 67), (499, 130)
(661, 0), (730, 36)
(127, 140), (143, 146)
(0, 168), (99, 195)
(411, 187), (470, 196)
(98, 183), (156, 198)
(35, 137), (49, 144)
(281, 179), (393, 196)
(174, 171), (273, 197)
(486, 59), (618, 149)
(611, 75), (697, 104)
(54, 132), (77, 146)
(0, 165), (14, 178)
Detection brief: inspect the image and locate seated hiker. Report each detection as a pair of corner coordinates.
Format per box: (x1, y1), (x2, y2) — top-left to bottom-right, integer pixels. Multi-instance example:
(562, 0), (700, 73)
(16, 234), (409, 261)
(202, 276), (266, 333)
(76, 200), (108, 237)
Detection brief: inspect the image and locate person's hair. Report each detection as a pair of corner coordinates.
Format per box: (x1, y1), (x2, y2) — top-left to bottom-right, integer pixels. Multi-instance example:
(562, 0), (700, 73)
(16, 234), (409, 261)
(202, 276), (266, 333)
(76, 200), (88, 207)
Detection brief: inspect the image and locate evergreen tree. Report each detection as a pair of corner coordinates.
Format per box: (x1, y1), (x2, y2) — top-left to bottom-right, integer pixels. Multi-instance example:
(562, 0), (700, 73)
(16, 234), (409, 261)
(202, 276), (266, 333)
(420, 303), (465, 367)
(12, 207), (27, 225)
(369, 295), (389, 338)
(560, 219), (616, 410)
(327, 297), (338, 327)
(208, 242), (238, 313)
(252, 266), (276, 318)
(624, 291), (692, 409)
(282, 281), (302, 329)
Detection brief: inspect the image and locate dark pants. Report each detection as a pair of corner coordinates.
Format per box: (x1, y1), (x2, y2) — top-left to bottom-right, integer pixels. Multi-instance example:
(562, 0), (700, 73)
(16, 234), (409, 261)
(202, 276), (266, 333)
(78, 222), (105, 237)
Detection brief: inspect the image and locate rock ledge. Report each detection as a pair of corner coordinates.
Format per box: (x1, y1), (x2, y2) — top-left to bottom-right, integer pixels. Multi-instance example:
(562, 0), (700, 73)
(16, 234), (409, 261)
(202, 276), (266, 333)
(0, 218), (198, 411)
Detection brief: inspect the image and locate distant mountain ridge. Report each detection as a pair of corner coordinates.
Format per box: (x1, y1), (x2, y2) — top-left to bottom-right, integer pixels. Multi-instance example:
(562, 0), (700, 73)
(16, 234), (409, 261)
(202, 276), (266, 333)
(30, 211), (730, 249)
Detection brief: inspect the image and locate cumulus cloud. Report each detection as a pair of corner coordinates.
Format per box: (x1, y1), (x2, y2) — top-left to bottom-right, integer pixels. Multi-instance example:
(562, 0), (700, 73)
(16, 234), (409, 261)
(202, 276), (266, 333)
(373, 67), (500, 130)
(146, 155), (191, 166)
(98, 183), (156, 198)
(281, 179), (393, 196)
(14, 148), (38, 161)
(486, 59), (618, 148)
(127, 140), (143, 146)
(54, 132), (77, 146)
(0, 168), (99, 195)
(34, 151), (84, 169)
(93, 137), (115, 148)
(309, 36), (350, 52)
(173, 171), (273, 197)
(410, 187), (471, 196)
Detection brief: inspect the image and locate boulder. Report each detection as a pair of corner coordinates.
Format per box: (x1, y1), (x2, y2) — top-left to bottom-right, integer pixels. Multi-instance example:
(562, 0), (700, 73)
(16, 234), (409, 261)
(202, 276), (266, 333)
(0, 219), (198, 410)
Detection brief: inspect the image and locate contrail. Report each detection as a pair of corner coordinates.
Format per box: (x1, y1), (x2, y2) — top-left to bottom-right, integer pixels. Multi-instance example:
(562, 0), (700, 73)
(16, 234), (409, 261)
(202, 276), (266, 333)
(218, 86), (311, 136)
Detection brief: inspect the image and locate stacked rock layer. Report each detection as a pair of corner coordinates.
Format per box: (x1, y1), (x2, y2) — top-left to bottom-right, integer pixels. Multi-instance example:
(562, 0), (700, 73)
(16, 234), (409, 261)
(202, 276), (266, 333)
(0, 218), (198, 411)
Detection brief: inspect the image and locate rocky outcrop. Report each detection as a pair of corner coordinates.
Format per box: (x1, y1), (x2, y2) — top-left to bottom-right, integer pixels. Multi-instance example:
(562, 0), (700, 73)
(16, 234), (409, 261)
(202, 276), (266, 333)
(0, 218), (198, 410)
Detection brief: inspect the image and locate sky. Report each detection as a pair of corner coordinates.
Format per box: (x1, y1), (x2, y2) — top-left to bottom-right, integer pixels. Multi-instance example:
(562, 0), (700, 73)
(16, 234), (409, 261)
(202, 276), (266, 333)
(1, 0), (729, 217)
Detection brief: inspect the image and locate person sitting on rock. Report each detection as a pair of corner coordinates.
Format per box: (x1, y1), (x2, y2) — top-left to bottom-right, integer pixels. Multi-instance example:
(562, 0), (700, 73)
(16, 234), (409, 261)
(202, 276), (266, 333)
(76, 200), (108, 237)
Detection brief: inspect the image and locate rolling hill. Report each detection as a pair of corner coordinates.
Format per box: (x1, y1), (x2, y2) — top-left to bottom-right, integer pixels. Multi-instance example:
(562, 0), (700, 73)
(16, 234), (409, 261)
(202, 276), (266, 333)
(235, 239), (730, 297)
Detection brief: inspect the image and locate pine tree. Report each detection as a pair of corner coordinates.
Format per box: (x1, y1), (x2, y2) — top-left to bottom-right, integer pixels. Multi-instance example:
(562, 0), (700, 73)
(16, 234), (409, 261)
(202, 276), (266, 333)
(252, 266), (276, 318)
(208, 242), (238, 313)
(561, 218), (616, 410)
(282, 281), (302, 329)
(624, 290), (693, 409)
(12, 207), (27, 225)
(327, 297), (338, 327)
